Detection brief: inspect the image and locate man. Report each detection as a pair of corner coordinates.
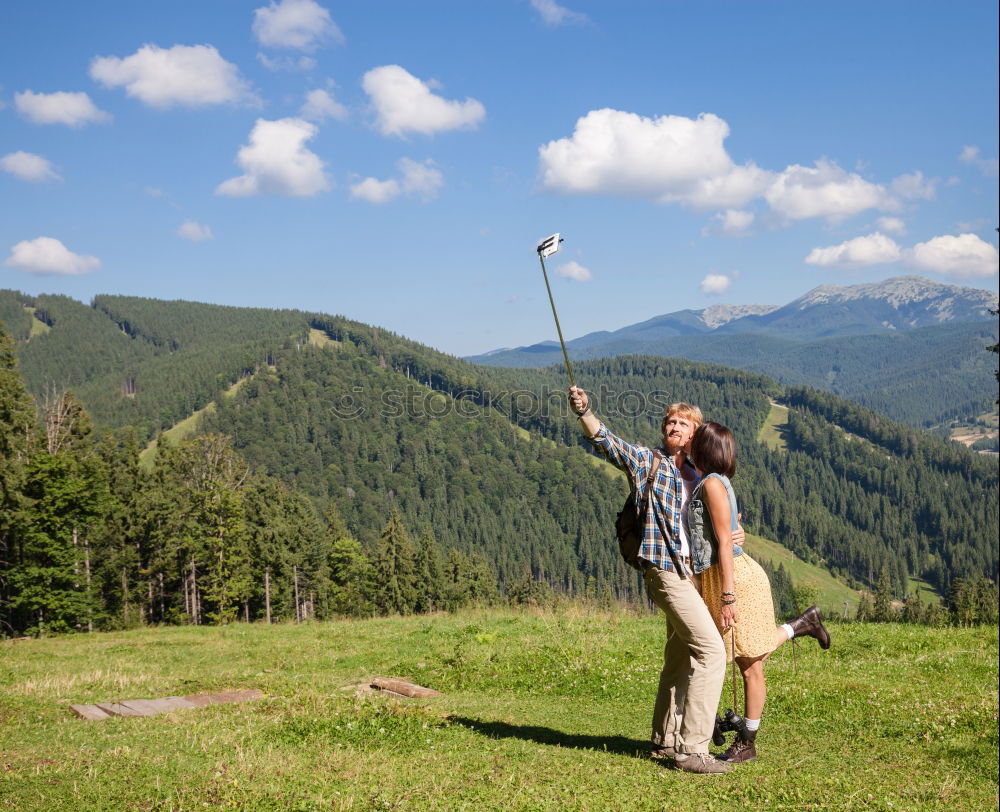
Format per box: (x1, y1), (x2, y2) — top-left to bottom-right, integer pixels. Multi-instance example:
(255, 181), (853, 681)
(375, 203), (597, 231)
(569, 385), (735, 774)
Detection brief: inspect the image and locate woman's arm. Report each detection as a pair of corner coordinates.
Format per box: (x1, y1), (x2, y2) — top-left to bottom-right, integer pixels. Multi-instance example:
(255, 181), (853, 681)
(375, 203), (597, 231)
(703, 476), (739, 629)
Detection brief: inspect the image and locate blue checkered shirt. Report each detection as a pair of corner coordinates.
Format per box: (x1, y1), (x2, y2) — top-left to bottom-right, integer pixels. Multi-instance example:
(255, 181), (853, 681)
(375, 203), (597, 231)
(587, 421), (690, 572)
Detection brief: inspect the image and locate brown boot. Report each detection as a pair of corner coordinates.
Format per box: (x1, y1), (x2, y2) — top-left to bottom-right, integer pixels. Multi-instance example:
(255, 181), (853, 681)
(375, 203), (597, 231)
(721, 729), (757, 763)
(789, 605), (831, 649)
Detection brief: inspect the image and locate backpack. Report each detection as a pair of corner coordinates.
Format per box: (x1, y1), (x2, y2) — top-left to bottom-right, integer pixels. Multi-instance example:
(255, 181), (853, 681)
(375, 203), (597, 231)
(615, 451), (663, 569)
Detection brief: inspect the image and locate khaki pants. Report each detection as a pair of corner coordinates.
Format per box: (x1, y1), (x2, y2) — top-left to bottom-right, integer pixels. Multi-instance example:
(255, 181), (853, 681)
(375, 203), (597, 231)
(644, 566), (725, 755)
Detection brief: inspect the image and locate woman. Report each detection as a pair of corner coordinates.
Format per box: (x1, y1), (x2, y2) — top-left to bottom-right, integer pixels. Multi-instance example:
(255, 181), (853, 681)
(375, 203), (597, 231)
(686, 421), (831, 764)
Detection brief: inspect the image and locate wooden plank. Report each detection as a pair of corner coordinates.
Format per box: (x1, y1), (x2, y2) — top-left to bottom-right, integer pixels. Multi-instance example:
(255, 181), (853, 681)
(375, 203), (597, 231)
(183, 689), (264, 707)
(120, 697), (197, 716)
(370, 678), (443, 698)
(96, 702), (145, 718)
(70, 704), (112, 721)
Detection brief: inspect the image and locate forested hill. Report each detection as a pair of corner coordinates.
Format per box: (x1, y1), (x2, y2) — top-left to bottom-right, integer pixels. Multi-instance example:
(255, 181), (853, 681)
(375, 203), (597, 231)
(3, 290), (997, 602)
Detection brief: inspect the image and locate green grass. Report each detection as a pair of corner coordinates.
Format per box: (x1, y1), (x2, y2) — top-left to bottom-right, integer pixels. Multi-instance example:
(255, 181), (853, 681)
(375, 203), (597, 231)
(138, 376), (256, 469)
(743, 533), (861, 615)
(25, 307), (50, 338)
(757, 402), (789, 452)
(1, 608), (995, 810)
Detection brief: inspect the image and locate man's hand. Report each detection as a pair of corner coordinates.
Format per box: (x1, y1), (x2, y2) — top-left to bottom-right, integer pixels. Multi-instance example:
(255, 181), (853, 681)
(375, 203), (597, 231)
(732, 514), (746, 547)
(569, 386), (600, 437)
(568, 386), (589, 415)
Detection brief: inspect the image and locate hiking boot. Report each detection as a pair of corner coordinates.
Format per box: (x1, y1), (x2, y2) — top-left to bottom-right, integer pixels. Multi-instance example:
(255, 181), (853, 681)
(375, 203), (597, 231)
(789, 605), (831, 649)
(720, 730), (757, 763)
(650, 744), (676, 761)
(673, 753), (733, 774)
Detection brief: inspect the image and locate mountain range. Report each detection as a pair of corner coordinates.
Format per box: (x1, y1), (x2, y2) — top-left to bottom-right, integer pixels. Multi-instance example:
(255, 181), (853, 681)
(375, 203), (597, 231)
(1, 287), (997, 605)
(468, 276), (999, 428)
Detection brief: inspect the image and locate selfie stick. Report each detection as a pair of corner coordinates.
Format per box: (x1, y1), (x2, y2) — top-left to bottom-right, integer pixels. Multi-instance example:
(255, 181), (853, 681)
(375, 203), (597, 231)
(536, 233), (575, 387)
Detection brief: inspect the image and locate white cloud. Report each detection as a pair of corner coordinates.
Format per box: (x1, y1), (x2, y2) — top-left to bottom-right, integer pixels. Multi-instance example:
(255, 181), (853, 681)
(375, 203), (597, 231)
(699, 273), (731, 294)
(538, 109), (771, 209)
(177, 221), (214, 241)
(765, 160), (893, 221)
(14, 90), (110, 127)
(530, 0), (588, 25)
(805, 232), (902, 268)
(90, 44), (255, 109)
(362, 65), (485, 137)
(252, 0), (343, 51)
(350, 157), (443, 204)
(398, 157), (443, 201)
(876, 216), (906, 235)
(538, 109), (947, 226)
(1, 151), (61, 182)
(959, 145), (999, 177)
(350, 177), (400, 204)
(5, 237), (100, 275)
(301, 88), (347, 122)
(257, 53), (316, 72)
(556, 260), (592, 281)
(909, 233), (999, 279)
(703, 208), (754, 236)
(216, 118), (329, 197)
(890, 170), (936, 201)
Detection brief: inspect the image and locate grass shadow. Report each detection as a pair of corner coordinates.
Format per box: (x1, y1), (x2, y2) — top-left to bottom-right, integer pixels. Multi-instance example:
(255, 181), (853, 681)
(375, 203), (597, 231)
(451, 716), (650, 758)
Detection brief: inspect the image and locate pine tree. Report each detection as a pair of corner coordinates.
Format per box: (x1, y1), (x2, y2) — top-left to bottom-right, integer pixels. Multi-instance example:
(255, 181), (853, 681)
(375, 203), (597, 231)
(412, 527), (444, 614)
(0, 325), (37, 633)
(11, 392), (108, 634)
(373, 511), (417, 615)
(873, 565), (895, 622)
(855, 591), (873, 622)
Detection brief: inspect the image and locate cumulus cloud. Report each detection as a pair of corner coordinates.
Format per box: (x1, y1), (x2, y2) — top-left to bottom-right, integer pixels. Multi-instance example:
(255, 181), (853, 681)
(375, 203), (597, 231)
(805, 232), (902, 268)
(556, 261), (592, 281)
(252, 0), (343, 50)
(959, 145), (999, 177)
(1, 151), (61, 182)
(890, 170), (936, 201)
(539, 109), (945, 225)
(350, 176), (399, 204)
(876, 216), (906, 235)
(398, 157), (443, 201)
(362, 65), (485, 137)
(909, 233), (999, 279)
(703, 209), (754, 236)
(538, 109), (771, 209)
(301, 88), (347, 121)
(14, 90), (110, 127)
(177, 221), (214, 241)
(765, 160), (893, 222)
(350, 157), (443, 204)
(699, 273), (731, 294)
(530, 0), (588, 25)
(5, 237), (100, 275)
(216, 118), (329, 197)
(90, 44), (255, 108)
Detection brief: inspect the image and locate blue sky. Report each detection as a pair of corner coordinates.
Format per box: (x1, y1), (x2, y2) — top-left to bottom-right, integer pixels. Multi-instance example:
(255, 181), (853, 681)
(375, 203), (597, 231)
(1, 0), (997, 356)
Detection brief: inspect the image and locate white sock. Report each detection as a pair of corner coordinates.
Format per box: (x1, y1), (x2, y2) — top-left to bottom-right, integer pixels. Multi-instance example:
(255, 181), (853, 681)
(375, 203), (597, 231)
(781, 623), (795, 640)
(744, 718), (761, 732)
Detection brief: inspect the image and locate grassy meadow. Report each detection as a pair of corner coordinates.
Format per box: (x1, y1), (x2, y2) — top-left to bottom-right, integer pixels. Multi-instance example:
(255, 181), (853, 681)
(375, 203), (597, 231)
(1, 607), (996, 811)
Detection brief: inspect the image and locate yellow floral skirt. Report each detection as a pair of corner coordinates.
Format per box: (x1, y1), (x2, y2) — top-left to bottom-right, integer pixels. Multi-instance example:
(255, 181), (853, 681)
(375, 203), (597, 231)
(699, 554), (777, 662)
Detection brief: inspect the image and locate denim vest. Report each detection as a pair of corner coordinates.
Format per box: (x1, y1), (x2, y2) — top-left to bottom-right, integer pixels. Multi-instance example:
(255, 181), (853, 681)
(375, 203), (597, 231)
(687, 473), (744, 575)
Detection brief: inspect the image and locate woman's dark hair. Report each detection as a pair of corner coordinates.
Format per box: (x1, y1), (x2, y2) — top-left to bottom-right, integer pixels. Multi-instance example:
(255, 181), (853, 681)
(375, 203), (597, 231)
(690, 421), (737, 478)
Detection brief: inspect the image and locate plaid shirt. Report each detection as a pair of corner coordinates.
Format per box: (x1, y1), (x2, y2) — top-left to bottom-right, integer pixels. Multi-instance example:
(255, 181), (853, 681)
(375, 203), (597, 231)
(587, 421), (691, 573)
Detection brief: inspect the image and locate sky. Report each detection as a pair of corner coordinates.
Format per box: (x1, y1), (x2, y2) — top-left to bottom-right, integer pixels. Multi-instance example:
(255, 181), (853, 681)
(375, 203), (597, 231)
(1, 0), (998, 357)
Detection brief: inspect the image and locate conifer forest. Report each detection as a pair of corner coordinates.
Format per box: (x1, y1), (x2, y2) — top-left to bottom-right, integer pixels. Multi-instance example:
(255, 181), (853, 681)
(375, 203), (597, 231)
(1, 291), (997, 636)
